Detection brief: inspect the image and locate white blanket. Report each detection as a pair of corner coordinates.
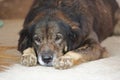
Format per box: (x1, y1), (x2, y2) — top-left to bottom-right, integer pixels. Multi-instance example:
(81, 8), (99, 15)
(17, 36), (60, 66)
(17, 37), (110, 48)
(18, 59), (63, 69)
(0, 36), (120, 80)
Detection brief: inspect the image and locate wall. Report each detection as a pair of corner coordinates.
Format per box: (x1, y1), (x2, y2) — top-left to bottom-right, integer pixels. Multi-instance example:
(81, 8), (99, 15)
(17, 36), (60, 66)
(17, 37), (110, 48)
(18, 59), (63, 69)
(0, 0), (33, 19)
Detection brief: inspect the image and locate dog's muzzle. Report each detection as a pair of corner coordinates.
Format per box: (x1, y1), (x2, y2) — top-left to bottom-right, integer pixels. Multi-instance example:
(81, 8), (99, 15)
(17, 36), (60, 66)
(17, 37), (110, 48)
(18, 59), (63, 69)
(38, 51), (56, 66)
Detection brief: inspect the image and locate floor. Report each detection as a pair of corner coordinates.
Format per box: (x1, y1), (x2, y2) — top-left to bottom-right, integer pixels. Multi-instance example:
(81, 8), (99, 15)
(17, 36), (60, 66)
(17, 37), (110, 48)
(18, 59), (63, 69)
(0, 20), (22, 71)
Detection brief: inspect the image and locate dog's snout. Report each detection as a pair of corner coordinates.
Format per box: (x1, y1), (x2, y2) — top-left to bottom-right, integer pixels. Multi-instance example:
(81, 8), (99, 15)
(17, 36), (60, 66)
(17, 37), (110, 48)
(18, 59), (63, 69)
(41, 54), (53, 64)
(41, 51), (53, 64)
(38, 50), (56, 66)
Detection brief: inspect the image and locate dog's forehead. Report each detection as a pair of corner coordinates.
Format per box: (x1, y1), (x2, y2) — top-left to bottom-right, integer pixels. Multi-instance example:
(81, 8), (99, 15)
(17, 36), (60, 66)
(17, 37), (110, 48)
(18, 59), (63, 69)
(35, 21), (61, 35)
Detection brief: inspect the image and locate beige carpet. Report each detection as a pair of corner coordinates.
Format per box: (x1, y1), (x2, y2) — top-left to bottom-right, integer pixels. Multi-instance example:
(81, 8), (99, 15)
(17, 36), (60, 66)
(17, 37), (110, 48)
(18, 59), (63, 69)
(0, 20), (120, 80)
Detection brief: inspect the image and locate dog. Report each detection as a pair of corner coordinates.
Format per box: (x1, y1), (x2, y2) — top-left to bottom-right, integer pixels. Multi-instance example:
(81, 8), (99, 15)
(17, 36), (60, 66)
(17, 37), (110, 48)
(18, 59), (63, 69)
(18, 0), (119, 69)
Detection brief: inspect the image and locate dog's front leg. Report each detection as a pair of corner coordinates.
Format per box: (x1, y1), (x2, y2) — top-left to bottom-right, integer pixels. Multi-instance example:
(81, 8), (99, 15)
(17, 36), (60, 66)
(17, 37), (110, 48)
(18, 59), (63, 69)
(20, 48), (37, 66)
(54, 43), (108, 70)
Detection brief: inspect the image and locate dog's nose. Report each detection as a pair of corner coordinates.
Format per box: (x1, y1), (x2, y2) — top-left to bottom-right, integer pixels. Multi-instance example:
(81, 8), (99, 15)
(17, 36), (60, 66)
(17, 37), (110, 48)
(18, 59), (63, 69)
(42, 55), (53, 64)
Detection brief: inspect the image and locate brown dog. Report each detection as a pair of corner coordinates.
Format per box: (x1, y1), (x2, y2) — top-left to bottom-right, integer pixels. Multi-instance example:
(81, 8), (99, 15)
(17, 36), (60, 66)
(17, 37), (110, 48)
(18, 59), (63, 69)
(18, 0), (119, 69)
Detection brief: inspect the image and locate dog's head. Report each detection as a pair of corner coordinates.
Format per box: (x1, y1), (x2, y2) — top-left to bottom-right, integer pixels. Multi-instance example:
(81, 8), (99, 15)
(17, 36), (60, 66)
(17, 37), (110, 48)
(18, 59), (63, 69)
(33, 20), (73, 66)
(18, 11), (87, 66)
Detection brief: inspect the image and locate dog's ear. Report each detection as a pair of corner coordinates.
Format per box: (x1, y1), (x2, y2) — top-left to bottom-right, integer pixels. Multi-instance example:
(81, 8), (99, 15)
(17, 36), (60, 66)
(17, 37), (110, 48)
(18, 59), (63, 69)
(66, 30), (78, 51)
(18, 25), (35, 53)
(67, 23), (86, 51)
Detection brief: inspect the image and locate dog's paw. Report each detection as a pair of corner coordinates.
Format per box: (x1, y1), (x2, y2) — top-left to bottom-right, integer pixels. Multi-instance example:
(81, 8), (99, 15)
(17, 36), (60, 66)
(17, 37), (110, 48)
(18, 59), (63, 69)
(53, 56), (74, 70)
(20, 53), (37, 66)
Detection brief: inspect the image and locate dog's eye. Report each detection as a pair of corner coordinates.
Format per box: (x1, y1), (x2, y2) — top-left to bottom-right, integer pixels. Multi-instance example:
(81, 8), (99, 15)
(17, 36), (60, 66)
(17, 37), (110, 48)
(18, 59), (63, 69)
(35, 37), (41, 42)
(34, 36), (41, 44)
(55, 33), (63, 43)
